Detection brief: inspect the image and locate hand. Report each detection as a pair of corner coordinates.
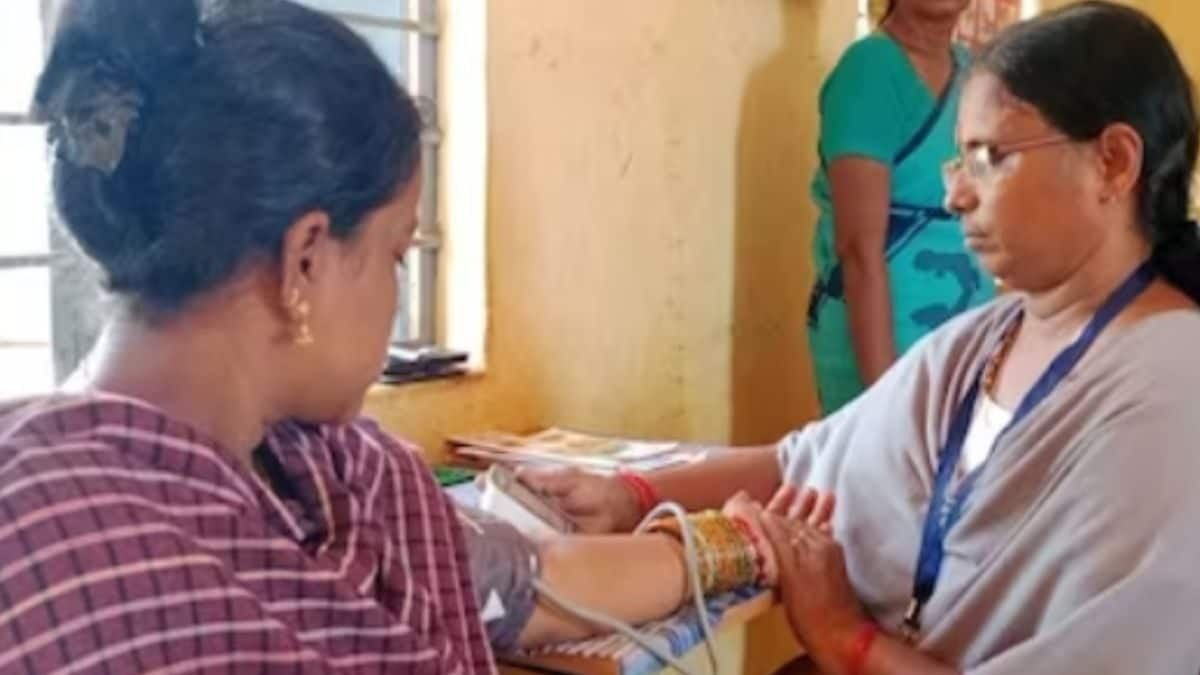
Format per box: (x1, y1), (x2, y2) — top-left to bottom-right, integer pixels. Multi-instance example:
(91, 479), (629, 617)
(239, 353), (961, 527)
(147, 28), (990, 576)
(760, 513), (865, 670)
(722, 485), (836, 587)
(765, 484), (836, 532)
(515, 466), (642, 533)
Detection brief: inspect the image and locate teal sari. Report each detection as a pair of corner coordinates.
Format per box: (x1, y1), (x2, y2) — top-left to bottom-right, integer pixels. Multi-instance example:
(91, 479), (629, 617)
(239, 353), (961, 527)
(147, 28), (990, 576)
(807, 34), (994, 414)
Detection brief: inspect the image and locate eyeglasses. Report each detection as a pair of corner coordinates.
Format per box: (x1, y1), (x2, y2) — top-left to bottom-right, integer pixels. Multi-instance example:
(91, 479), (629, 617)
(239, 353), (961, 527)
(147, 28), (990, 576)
(942, 134), (1072, 187)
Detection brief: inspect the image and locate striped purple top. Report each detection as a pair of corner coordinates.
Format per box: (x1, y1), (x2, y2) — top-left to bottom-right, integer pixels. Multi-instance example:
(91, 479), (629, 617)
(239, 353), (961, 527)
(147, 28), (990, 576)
(0, 393), (495, 674)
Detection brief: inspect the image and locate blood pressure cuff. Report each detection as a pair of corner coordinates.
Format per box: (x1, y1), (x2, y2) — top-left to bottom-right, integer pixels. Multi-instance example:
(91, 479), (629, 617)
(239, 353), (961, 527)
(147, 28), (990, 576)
(456, 505), (541, 652)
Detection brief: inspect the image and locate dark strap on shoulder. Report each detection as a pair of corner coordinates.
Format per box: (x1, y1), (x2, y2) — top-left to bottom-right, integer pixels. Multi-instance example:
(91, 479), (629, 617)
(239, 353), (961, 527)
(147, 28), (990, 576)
(893, 52), (962, 166)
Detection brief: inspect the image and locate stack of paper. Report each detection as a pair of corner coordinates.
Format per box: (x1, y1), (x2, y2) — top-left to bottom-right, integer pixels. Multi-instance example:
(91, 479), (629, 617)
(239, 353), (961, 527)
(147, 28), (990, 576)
(446, 427), (706, 473)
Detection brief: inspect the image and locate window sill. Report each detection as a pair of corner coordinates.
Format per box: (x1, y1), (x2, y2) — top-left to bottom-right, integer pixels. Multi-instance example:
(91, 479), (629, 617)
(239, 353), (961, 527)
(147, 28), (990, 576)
(369, 366), (486, 395)
(377, 367), (470, 386)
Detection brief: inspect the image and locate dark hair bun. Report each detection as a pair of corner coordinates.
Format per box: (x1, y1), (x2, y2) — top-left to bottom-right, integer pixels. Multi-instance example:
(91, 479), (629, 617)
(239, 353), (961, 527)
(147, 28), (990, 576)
(33, 0), (422, 314)
(44, 0), (201, 93)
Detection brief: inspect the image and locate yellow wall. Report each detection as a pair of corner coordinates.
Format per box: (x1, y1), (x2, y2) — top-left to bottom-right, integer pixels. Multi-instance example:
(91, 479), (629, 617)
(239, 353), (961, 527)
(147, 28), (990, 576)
(1146, 2), (1200, 77)
(367, 0), (859, 460)
(1038, 1), (1200, 74)
(371, 0), (1200, 462)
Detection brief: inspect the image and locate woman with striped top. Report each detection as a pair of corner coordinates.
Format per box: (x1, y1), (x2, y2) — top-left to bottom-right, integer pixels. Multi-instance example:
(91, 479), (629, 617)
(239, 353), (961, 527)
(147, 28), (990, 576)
(0, 0), (498, 672)
(0, 1), (828, 671)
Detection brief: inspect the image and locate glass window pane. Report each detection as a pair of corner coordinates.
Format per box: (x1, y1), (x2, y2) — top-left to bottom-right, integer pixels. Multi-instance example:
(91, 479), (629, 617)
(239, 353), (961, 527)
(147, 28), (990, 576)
(294, 0), (411, 21)
(292, 1), (412, 80)
(292, 0), (433, 347)
(0, 125), (50, 256)
(391, 251), (414, 342)
(0, 347), (54, 398)
(0, 267), (51, 344)
(0, 3), (44, 113)
(351, 24), (411, 81)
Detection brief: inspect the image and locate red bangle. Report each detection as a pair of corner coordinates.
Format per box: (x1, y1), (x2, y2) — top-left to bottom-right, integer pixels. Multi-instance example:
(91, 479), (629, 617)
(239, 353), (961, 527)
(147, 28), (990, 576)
(617, 469), (660, 516)
(729, 516), (768, 585)
(845, 621), (878, 675)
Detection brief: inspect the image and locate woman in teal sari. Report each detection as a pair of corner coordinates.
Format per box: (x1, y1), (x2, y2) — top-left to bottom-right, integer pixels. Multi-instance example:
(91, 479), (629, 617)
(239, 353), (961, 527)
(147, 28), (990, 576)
(808, 0), (994, 413)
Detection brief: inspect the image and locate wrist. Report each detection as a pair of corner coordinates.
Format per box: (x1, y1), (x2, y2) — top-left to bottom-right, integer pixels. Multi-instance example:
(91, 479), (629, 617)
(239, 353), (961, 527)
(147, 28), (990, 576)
(653, 533), (691, 606)
(728, 515), (773, 586)
(842, 620), (878, 675)
(616, 469), (661, 528)
(811, 612), (872, 675)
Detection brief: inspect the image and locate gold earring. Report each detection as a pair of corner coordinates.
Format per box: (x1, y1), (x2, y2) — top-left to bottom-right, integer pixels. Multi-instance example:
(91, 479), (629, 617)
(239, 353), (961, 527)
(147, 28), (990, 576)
(288, 288), (315, 346)
(295, 302), (314, 346)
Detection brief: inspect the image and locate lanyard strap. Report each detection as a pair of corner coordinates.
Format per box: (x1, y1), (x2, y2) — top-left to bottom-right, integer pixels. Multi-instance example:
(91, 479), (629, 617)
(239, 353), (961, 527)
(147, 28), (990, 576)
(902, 261), (1156, 640)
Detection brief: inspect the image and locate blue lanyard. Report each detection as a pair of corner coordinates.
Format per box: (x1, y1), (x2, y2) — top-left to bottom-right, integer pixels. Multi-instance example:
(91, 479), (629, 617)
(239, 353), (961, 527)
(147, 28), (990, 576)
(902, 261), (1155, 640)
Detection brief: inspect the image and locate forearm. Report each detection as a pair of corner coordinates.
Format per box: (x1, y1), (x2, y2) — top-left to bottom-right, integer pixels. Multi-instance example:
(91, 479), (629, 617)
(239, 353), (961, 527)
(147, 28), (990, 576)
(842, 254), (897, 384)
(643, 444), (782, 515)
(516, 534), (687, 647)
(826, 156), (895, 386)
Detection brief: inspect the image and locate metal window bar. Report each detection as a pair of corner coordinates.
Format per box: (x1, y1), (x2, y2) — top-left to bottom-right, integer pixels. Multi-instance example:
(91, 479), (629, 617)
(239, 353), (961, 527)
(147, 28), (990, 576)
(6, 1), (445, 372)
(0, 113), (35, 125)
(0, 103), (59, 373)
(324, 11), (438, 36)
(412, 0), (441, 346)
(337, 0), (441, 345)
(0, 255), (54, 270)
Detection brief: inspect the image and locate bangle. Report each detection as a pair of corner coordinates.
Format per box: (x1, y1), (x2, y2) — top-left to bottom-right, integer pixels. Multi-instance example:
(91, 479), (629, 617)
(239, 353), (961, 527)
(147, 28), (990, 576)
(728, 515), (768, 585)
(617, 469), (661, 517)
(644, 511), (760, 596)
(845, 621), (878, 675)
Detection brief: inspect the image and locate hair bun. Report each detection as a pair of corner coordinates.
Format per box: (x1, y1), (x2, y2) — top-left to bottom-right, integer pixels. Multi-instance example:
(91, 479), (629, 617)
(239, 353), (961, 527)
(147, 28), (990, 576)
(34, 0), (202, 173)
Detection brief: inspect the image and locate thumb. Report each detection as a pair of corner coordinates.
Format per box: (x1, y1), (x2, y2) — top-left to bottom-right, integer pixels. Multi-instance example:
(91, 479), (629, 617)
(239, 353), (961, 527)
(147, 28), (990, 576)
(723, 490), (756, 513)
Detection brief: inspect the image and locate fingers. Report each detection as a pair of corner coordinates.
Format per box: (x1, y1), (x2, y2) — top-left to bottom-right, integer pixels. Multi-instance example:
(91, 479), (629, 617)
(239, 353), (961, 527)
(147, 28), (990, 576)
(809, 491), (835, 529)
(759, 513), (800, 583)
(771, 484), (836, 532)
(514, 466), (578, 497)
(767, 484), (799, 515)
(509, 468), (597, 520)
(787, 488), (819, 522)
(725, 490), (755, 510)
(764, 513), (834, 556)
(556, 487), (605, 515)
(758, 513), (789, 553)
(569, 515), (611, 535)
(723, 491), (767, 522)
(790, 521), (825, 548)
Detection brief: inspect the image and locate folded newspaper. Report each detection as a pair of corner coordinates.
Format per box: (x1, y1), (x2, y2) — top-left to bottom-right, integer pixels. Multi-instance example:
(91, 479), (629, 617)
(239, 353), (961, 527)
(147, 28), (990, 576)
(447, 427), (707, 473)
